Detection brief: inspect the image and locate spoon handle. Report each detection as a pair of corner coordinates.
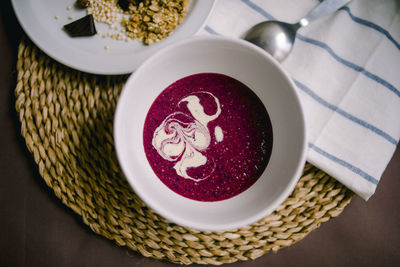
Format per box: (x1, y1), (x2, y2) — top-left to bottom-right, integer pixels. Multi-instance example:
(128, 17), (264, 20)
(300, 0), (351, 26)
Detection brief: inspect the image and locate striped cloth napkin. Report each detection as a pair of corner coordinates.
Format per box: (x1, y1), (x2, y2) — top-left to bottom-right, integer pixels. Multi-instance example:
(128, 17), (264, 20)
(199, 0), (400, 200)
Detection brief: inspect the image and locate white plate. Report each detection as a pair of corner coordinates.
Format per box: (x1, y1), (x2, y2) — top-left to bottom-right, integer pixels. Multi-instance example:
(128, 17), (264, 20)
(11, 0), (215, 75)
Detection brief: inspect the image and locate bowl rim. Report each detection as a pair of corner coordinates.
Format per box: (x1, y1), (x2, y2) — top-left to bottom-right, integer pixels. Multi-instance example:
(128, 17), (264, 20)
(114, 35), (307, 231)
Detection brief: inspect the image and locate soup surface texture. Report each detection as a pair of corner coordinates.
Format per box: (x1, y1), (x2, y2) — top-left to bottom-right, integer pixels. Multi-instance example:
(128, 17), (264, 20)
(143, 73), (273, 201)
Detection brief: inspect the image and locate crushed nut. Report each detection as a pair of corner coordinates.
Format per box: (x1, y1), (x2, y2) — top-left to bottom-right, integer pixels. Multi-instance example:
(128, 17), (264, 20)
(76, 0), (90, 8)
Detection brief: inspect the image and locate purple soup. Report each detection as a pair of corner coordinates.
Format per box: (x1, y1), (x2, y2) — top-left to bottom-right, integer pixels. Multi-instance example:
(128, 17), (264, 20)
(143, 73), (273, 201)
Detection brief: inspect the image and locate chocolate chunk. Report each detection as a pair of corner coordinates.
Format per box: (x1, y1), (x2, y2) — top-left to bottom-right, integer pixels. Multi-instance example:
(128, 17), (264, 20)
(63, 14), (97, 37)
(118, 0), (132, 11)
(118, 0), (144, 11)
(76, 0), (90, 9)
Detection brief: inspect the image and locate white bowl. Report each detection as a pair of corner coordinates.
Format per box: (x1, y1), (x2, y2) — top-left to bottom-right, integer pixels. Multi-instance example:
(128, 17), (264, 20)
(114, 36), (307, 231)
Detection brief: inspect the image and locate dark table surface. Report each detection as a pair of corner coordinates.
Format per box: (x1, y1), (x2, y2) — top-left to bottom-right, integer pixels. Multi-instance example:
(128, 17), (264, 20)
(1, 2), (400, 267)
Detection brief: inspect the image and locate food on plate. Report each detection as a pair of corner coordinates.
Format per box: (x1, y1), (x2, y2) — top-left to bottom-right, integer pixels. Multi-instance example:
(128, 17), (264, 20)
(86, 0), (190, 45)
(63, 14), (97, 37)
(120, 0), (189, 45)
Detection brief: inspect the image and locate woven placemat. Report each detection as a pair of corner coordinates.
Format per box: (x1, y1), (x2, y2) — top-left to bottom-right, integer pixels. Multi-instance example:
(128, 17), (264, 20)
(15, 38), (354, 265)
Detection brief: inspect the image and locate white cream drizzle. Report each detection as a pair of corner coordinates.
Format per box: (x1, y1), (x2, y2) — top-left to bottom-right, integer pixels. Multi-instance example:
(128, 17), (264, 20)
(179, 93), (221, 127)
(152, 91), (222, 182)
(214, 126), (223, 142)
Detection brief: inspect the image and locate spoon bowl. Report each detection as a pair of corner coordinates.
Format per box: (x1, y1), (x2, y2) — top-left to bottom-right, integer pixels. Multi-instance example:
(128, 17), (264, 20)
(245, 21), (300, 62)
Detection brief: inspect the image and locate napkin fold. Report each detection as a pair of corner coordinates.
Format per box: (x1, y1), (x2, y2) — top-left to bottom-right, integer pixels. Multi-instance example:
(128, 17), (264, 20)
(200, 0), (400, 200)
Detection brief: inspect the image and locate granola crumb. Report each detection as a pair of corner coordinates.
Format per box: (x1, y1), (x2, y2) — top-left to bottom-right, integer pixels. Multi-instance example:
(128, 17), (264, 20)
(88, 0), (190, 45)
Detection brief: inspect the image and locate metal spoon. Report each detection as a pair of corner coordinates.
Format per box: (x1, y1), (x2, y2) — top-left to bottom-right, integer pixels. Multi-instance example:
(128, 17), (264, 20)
(244, 0), (351, 62)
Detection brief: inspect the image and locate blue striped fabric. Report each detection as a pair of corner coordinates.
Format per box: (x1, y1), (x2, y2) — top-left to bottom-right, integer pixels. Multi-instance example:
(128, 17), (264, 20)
(296, 34), (400, 98)
(240, 0), (400, 99)
(317, 0), (400, 50)
(240, 0), (275, 20)
(308, 143), (379, 184)
(340, 6), (400, 51)
(204, 25), (218, 35)
(203, 0), (400, 200)
(294, 80), (398, 145)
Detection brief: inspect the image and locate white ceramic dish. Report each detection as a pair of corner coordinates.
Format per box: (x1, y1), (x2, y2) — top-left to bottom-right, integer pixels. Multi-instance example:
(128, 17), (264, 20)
(114, 36), (307, 231)
(11, 0), (215, 75)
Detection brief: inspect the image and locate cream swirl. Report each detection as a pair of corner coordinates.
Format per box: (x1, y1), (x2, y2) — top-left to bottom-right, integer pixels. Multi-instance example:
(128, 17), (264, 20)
(152, 92), (222, 182)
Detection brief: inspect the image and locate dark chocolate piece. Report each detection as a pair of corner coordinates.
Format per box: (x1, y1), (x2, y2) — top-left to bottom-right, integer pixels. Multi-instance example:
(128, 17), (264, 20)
(76, 0), (90, 9)
(63, 14), (97, 37)
(118, 0), (132, 11)
(118, 0), (144, 11)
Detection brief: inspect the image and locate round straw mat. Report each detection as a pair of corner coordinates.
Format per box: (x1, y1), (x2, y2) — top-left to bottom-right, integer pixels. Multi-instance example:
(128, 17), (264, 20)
(15, 38), (354, 265)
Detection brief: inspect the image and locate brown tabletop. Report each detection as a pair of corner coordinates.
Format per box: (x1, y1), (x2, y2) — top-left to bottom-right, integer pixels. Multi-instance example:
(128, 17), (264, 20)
(1, 2), (400, 266)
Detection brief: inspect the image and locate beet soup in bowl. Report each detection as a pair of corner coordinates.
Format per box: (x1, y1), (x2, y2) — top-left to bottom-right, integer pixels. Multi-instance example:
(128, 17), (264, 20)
(114, 36), (306, 231)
